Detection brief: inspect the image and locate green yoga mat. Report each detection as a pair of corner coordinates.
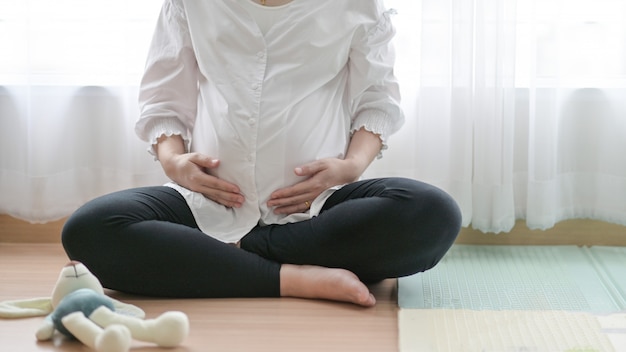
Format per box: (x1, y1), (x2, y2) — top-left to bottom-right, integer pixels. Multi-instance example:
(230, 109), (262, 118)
(398, 245), (626, 313)
(587, 246), (626, 307)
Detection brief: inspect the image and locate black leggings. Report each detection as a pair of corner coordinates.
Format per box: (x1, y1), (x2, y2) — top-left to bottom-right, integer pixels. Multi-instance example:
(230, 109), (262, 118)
(62, 177), (461, 298)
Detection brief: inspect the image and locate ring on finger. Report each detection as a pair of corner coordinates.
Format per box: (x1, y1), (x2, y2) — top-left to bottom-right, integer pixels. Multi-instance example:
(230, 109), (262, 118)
(304, 201), (311, 208)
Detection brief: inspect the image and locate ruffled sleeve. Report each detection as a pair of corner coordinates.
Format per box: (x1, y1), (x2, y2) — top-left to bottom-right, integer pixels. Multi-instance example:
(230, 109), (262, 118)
(348, 7), (404, 157)
(135, 0), (198, 157)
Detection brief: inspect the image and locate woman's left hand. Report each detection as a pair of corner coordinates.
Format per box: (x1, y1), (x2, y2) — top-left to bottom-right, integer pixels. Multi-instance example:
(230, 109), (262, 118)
(268, 128), (383, 215)
(267, 158), (361, 215)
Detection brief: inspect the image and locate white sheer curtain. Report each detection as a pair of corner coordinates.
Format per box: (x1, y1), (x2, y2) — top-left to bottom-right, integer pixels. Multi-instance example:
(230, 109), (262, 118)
(0, 1), (167, 222)
(2, 1), (626, 233)
(367, 0), (626, 232)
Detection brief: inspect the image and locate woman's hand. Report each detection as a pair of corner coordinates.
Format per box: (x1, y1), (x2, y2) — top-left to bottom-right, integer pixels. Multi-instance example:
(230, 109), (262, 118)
(156, 135), (244, 208)
(267, 158), (361, 215)
(267, 128), (383, 215)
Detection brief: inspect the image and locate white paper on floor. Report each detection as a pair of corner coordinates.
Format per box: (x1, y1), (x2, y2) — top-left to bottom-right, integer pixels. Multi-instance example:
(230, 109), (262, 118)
(399, 309), (618, 352)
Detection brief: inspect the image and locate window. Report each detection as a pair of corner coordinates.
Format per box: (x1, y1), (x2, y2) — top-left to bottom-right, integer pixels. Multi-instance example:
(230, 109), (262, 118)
(515, 0), (626, 88)
(0, 0), (162, 86)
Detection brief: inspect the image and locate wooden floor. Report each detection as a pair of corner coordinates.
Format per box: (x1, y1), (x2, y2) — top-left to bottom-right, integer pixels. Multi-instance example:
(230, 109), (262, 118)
(0, 243), (399, 352)
(2, 216), (625, 351)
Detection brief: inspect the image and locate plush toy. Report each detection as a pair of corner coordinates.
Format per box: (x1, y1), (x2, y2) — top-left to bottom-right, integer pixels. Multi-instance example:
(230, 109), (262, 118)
(0, 261), (189, 352)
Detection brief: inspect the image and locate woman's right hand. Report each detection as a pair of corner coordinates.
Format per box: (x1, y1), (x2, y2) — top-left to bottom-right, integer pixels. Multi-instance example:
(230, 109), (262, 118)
(156, 135), (244, 208)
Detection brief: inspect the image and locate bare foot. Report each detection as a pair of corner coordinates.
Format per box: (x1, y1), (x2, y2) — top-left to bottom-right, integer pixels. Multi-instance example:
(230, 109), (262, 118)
(279, 264), (376, 307)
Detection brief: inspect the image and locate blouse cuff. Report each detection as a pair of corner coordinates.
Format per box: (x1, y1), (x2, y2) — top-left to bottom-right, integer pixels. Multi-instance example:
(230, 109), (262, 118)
(351, 108), (394, 159)
(142, 117), (190, 159)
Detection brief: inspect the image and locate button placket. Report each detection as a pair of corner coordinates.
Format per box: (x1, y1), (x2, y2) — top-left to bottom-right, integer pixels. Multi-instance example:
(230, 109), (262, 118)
(244, 47), (266, 185)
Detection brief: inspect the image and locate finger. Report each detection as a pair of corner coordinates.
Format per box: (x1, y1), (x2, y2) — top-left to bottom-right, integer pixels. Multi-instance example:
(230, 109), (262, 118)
(201, 187), (245, 208)
(202, 177), (244, 202)
(214, 194), (244, 208)
(186, 165), (241, 195)
(268, 187), (316, 209)
(273, 200), (312, 215)
(268, 189), (316, 209)
(294, 160), (325, 177)
(268, 181), (311, 203)
(202, 176), (241, 195)
(186, 171), (244, 206)
(189, 154), (220, 169)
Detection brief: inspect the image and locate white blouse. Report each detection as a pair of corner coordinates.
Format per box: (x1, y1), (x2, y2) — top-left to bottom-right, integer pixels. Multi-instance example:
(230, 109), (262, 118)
(136, 0), (404, 243)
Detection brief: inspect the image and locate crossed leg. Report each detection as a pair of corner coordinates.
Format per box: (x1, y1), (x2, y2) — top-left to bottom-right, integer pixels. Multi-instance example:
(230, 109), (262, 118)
(62, 178), (460, 307)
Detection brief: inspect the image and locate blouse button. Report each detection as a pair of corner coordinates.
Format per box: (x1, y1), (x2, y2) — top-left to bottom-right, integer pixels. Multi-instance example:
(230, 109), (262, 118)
(251, 83), (260, 90)
(248, 118), (256, 126)
(257, 51), (265, 58)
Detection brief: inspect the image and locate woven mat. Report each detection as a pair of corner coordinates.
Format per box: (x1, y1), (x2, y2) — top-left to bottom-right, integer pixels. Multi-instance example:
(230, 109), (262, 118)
(399, 245), (625, 312)
(398, 245), (626, 351)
